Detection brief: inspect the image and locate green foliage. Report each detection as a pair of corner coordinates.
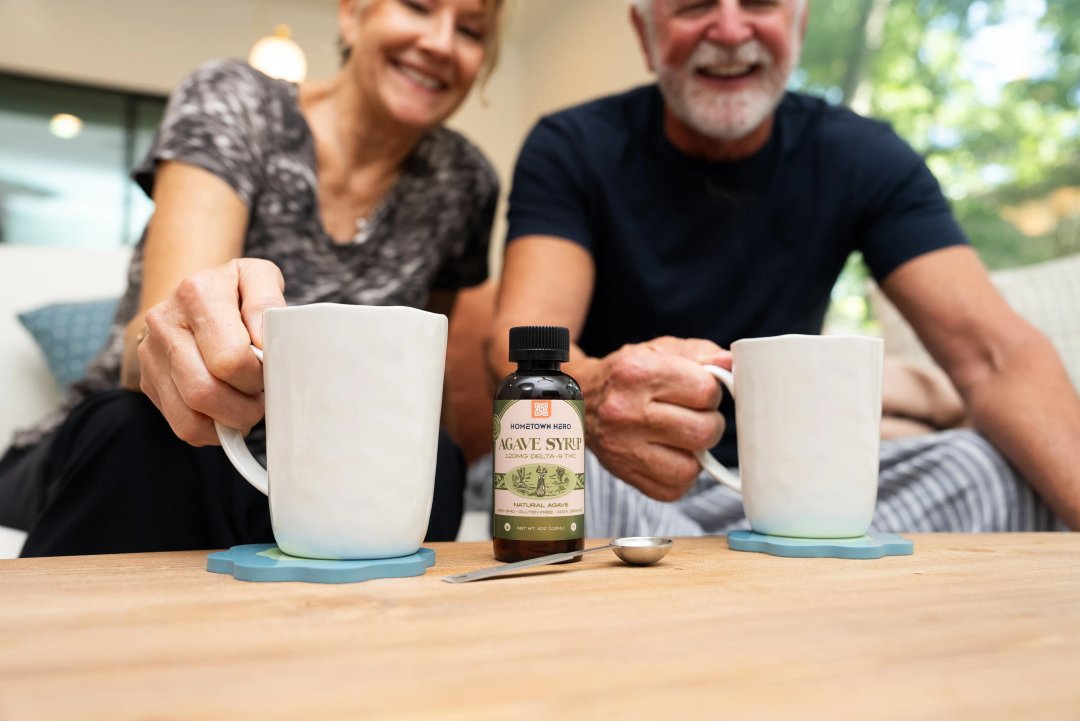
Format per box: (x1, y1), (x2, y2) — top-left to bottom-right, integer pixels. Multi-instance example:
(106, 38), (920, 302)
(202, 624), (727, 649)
(801, 0), (1079, 330)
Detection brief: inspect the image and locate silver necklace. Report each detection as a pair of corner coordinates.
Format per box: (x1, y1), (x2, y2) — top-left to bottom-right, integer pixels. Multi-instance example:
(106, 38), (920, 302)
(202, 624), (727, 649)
(352, 205), (380, 245)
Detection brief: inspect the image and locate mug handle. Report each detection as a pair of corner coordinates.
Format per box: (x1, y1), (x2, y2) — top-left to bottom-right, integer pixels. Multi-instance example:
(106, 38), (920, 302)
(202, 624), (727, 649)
(214, 345), (269, 497)
(694, 364), (742, 494)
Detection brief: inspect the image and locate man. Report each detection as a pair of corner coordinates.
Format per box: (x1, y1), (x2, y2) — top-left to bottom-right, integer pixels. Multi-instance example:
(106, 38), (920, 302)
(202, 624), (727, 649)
(488, 0), (1080, 535)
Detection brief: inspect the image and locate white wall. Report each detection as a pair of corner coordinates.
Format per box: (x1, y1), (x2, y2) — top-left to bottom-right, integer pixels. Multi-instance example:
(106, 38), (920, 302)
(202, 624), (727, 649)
(0, 0), (654, 267)
(452, 0), (651, 268)
(513, 0), (652, 127)
(0, 0), (342, 95)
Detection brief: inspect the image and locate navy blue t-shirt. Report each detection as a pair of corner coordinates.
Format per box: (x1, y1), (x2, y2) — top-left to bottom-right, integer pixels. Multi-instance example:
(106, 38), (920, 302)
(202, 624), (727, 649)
(507, 85), (967, 466)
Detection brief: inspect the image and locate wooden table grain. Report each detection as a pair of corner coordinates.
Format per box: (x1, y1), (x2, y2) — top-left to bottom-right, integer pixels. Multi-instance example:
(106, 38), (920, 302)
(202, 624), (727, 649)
(1, 534), (1078, 720)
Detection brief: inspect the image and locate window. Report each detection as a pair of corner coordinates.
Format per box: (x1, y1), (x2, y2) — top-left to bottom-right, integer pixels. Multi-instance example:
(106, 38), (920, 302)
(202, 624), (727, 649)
(797, 0), (1079, 330)
(0, 73), (166, 249)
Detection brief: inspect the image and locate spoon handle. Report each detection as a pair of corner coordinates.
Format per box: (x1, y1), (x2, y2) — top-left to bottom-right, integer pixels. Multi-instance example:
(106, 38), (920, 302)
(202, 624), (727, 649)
(441, 544), (615, 584)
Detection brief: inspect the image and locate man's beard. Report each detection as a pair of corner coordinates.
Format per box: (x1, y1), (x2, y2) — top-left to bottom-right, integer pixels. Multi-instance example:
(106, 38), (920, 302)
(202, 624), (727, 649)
(654, 37), (800, 141)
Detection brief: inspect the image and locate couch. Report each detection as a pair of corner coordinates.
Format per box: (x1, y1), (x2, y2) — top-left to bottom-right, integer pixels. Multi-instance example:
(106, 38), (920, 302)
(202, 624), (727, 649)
(0, 244), (133, 558)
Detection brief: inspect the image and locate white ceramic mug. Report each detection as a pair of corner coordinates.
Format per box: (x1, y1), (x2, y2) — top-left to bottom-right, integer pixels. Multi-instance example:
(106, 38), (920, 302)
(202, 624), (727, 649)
(215, 303), (447, 560)
(695, 334), (884, 539)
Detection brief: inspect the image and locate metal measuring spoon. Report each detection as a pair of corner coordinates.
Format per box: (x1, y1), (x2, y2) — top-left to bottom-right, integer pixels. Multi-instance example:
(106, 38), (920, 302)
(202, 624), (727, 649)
(442, 537), (674, 584)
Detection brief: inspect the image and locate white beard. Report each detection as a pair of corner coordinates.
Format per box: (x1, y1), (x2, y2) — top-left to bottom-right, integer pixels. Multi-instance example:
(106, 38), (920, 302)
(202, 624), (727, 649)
(654, 36), (801, 141)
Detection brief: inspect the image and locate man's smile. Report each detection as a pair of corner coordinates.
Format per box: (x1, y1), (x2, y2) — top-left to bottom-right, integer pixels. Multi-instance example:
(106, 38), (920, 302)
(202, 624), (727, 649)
(696, 62), (760, 80)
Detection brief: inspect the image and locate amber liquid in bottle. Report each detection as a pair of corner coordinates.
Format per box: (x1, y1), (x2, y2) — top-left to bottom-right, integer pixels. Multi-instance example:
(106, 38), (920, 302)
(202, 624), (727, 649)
(493, 359), (585, 563)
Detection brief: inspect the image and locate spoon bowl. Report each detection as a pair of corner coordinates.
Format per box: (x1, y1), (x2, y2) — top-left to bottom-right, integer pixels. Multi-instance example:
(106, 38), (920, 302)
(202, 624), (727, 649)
(611, 536), (674, 566)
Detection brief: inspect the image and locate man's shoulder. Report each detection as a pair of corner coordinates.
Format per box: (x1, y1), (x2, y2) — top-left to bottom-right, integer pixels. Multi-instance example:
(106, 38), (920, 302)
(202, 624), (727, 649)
(544, 84), (659, 119)
(778, 92), (895, 148)
(778, 92), (922, 176)
(535, 85), (660, 141)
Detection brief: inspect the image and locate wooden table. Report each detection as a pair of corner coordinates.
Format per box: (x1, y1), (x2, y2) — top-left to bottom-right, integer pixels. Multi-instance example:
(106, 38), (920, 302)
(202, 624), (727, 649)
(1, 535), (1078, 720)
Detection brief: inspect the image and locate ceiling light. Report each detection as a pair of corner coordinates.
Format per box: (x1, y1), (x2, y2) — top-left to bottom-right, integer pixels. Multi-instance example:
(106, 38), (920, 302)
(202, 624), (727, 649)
(49, 113), (83, 139)
(248, 24), (307, 83)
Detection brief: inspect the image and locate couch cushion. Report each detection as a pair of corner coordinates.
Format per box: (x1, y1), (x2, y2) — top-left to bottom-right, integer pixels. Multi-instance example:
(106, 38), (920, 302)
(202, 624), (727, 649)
(991, 254), (1080, 389)
(0, 245), (131, 458)
(18, 298), (118, 387)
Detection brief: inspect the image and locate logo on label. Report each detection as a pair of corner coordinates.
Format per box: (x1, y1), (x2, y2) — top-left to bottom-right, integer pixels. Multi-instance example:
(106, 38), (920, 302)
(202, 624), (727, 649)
(531, 401), (552, 418)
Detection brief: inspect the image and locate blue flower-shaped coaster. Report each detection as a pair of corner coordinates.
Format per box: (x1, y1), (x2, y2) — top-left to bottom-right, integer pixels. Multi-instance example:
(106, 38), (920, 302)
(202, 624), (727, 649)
(727, 530), (913, 559)
(207, 544), (436, 583)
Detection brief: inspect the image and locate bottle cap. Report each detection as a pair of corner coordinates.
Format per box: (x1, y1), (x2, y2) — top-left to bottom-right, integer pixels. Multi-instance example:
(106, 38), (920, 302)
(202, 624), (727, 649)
(508, 326), (570, 362)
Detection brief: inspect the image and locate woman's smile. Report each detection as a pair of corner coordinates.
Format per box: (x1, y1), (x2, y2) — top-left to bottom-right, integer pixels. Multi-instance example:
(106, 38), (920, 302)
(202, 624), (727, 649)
(390, 58), (450, 93)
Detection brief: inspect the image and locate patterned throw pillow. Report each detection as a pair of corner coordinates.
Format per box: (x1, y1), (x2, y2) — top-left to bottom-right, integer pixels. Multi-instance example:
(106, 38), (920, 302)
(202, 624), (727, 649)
(18, 298), (118, 388)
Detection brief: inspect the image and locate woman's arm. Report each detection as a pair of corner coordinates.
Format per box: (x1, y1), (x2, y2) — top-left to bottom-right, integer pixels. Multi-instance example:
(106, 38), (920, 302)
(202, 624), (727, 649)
(120, 160), (286, 447)
(119, 161), (249, 389)
(426, 289), (458, 319)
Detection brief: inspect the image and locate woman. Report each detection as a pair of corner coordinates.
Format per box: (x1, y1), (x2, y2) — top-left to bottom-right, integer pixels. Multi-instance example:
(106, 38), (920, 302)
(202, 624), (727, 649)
(0, 0), (505, 556)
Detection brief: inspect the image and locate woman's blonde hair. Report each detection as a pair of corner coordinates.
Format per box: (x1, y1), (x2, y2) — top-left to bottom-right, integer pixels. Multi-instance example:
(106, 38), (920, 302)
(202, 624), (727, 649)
(339, 0), (505, 85)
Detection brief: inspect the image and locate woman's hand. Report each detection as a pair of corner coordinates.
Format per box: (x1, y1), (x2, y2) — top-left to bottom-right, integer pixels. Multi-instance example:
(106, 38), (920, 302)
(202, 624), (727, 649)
(137, 259), (286, 446)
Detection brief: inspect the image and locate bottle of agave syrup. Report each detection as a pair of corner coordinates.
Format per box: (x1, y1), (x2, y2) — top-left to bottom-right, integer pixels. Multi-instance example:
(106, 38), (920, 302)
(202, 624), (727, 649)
(492, 326), (585, 562)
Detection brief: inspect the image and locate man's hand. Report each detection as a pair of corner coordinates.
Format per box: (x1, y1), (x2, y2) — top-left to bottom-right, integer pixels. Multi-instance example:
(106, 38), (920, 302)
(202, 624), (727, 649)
(137, 259), (286, 446)
(583, 337), (732, 501)
(491, 238), (732, 502)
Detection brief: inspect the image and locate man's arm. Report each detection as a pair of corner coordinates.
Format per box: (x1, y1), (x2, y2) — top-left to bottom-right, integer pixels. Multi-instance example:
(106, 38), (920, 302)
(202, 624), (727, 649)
(489, 236), (730, 501)
(881, 245), (1080, 529)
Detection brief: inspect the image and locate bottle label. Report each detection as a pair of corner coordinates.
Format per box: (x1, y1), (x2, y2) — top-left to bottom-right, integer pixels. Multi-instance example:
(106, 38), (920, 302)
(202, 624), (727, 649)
(492, 399), (585, 541)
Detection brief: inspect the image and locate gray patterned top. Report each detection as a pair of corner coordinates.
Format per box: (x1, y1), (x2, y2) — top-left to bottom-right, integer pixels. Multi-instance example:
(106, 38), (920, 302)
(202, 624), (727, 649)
(14, 59), (498, 449)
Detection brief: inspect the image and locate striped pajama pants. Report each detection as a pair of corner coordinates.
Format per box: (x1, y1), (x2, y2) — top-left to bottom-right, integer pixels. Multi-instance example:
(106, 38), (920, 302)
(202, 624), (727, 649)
(586, 429), (1064, 536)
(468, 430), (1065, 536)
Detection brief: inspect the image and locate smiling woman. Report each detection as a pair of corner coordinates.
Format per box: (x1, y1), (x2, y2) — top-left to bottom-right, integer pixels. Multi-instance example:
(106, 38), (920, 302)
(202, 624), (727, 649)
(340, 0), (494, 131)
(1, 0), (508, 557)
(343, 0), (503, 85)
